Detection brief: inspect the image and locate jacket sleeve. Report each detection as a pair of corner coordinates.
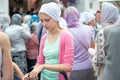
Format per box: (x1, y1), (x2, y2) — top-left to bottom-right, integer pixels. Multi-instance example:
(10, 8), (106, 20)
(21, 27), (31, 39)
(61, 31), (74, 68)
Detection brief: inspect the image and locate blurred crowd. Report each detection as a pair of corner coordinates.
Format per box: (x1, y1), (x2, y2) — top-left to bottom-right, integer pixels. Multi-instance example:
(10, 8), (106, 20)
(0, 0), (120, 80)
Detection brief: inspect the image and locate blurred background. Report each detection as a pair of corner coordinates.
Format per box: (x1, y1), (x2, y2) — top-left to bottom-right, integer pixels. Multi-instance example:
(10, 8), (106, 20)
(0, 0), (120, 16)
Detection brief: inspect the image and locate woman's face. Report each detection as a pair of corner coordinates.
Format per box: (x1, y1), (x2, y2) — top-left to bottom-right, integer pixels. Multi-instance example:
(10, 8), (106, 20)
(96, 10), (101, 23)
(88, 19), (96, 27)
(39, 13), (58, 31)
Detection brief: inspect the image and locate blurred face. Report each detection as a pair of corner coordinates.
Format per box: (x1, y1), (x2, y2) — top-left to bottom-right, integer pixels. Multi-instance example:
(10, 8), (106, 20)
(96, 10), (101, 23)
(91, 19), (96, 27)
(19, 8), (23, 13)
(55, 0), (59, 3)
(39, 13), (58, 31)
(12, 7), (17, 12)
(89, 19), (96, 27)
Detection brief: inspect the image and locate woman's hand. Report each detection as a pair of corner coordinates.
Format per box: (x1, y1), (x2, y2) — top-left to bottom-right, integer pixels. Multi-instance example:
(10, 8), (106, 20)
(23, 73), (30, 80)
(23, 65), (44, 80)
(23, 70), (39, 80)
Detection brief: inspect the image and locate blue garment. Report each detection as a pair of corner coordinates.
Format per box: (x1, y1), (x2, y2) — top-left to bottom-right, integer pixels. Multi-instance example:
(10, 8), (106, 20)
(14, 72), (21, 80)
(36, 22), (47, 44)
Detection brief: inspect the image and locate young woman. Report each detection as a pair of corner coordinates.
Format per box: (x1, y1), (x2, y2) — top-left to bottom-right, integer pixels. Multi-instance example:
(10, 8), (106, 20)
(23, 2), (74, 80)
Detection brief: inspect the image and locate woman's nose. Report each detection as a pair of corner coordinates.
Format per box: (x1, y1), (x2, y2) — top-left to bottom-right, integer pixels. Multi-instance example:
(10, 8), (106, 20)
(42, 22), (47, 26)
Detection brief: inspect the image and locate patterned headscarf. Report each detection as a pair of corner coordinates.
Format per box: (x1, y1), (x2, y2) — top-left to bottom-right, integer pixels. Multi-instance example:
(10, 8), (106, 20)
(64, 6), (80, 28)
(39, 2), (61, 22)
(101, 2), (119, 26)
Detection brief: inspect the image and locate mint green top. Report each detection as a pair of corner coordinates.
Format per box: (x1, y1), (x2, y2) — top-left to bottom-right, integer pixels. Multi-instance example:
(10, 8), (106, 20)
(40, 36), (60, 80)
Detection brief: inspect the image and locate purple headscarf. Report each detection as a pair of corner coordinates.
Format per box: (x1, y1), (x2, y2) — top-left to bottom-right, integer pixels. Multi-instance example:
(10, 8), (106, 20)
(64, 6), (80, 28)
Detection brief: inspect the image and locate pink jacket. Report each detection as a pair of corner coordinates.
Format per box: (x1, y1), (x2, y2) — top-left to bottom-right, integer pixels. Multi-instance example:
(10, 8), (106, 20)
(26, 33), (38, 59)
(37, 30), (74, 80)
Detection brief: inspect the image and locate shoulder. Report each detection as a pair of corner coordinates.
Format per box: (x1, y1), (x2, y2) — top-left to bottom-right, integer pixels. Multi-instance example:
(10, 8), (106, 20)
(0, 32), (9, 40)
(103, 25), (115, 34)
(40, 33), (48, 43)
(61, 30), (72, 36)
(0, 32), (9, 45)
(61, 30), (73, 40)
(62, 30), (73, 37)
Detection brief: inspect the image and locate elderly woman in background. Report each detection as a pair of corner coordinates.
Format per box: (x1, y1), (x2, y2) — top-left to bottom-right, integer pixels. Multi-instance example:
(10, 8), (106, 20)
(22, 15), (31, 32)
(94, 2), (119, 80)
(5, 14), (31, 74)
(25, 23), (39, 73)
(80, 11), (96, 49)
(64, 6), (95, 80)
(0, 15), (11, 32)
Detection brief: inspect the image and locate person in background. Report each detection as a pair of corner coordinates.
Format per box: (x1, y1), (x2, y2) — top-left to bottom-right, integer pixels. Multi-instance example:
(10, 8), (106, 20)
(30, 14), (39, 25)
(80, 11), (96, 49)
(98, 2), (119, 80)
(22, 15), (31, 31)
(16, 7), (24, 16)
(29, 14), (39, 32)
(23, 2), (74, 80)
(13, 62), (24, 80)
(0, 31), (13, 80)
(10, 6), (17, 18)
(0, 15), (11, 32)
(5, 14), (31, 74)
(25, 24), (38, 72)
(93, 2), (119, 80)
(0, 14), (24, 80)
(94, 9), (102, 36)
(64, 6), (95, 80)
(103, 17), (120, 80)
(80, 11), (96, 28)
(59, 5), (68, 30)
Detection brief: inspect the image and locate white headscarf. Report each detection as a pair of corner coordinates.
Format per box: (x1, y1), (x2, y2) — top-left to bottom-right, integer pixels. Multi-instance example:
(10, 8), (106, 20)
(101, 2), (119, 26)
(23, 15), (31, 24)
(0, 15), (10, 32)
(80, 11), (95, 25)
(39, 2), (61, 22)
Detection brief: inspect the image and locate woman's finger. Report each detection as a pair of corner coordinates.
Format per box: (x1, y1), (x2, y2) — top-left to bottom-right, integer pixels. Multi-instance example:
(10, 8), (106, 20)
(23, 73), (29, 80)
